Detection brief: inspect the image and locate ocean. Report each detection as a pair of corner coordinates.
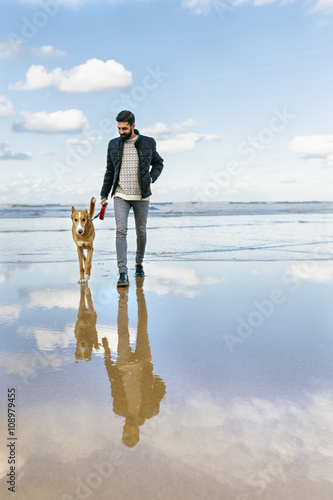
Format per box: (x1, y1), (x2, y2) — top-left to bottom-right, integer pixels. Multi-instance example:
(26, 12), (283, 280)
(0, 201), (332, 263)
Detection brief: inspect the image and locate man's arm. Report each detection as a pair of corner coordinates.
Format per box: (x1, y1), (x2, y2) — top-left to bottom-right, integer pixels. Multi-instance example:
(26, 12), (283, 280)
(100, 143), (114, 204)
(150, 139), (164, 183)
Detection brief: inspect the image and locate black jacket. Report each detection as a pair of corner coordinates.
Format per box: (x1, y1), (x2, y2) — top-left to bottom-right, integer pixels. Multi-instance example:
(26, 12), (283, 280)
(100, 129), (164, 200)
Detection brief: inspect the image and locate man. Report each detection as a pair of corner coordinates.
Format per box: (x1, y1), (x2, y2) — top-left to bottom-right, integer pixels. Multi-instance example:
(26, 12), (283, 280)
(102, 281), (166, 447)
(100, 110), (164, 287)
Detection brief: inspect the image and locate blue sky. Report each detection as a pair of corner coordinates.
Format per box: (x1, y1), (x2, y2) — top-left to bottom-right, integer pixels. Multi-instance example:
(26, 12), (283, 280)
(0, 0), (333, 204)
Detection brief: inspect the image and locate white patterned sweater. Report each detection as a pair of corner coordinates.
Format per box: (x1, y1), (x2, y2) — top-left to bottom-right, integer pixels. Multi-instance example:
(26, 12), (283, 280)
(115, 136), (149, 201)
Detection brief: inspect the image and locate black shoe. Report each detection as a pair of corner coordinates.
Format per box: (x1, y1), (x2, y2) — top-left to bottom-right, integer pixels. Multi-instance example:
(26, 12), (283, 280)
(117, 272), (129, 287)
(135, 264), (145, 277)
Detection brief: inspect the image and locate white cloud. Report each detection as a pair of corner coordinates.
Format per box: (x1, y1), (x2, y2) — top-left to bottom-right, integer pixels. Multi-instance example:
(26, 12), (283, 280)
(0, 38), (66, 59)
(0, 351), (71, 379)
(147, 391), (333, 490)
(142, 119), (224, 153)
(328, 155), (333, 168)
(28, 326), (76, 351)
(182, 0), (249, 15)
(29, 45), (67, 58)
(66, 136), (101, 146)
(14, 0), (152, 6)
(310, 0), (333, 12)
(172, 118), (199, 131)
(0, 304), (21, 322)
(0, 39), (25, 58)
(0, 95), (14, 117)
(11, 65), (57, 90)
(0, 399), (123, 489)
(254, 0), (277, 5)
(58, 0), (83, 5)
(66, 135), (103, 153)
(13, 109), (89, 133)
(182, 0), (333, 14)
(27, 289), (79, 309)
(16, 0), (84, 6)
(0, 172), (101, 203)
(157, 132), (224, 154)
(289, 135), (333, 166)
(289, 135), (333, 155)
(141, 122), (172, 140)
(37, 150), (58, 156)
(0, 389), (332, 494)
(10, 58), (133, 93)
(182, 0), (216, 15)
(60, 0), (83, 4)
(144, 264), (220, 297)
(141, 119), (198, 139)
(0, 142), (32, 160)
(0, 173), (41, 198)
(287, 261), (333, 283)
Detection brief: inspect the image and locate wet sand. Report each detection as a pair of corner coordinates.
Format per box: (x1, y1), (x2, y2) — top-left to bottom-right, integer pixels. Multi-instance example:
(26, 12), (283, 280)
(1, 260), (333, 499)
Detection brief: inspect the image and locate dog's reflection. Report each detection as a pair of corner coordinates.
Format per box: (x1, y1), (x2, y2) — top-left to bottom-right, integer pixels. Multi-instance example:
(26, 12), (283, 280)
(103, 279), (166, 448)
(74, 284), (99, 361)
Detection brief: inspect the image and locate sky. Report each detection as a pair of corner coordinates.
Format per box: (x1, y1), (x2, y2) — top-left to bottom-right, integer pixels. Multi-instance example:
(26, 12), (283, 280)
(0, 0), (333, 204)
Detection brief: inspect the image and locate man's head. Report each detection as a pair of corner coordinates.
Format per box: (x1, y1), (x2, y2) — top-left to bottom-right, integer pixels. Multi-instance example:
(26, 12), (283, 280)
(116, 110), (136, 141)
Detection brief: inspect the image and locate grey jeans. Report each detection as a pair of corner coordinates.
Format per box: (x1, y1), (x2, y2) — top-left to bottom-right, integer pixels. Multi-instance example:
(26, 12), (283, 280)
(113, 196), (150, 273)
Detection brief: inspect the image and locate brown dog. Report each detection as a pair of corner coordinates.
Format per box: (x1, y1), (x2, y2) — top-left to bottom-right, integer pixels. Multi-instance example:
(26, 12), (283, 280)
(74, 284), (99, 361)
(71, 197), (96, 284)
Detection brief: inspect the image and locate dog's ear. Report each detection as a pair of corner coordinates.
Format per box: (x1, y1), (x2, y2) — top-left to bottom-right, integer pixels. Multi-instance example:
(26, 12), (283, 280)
(71, 206), (75, 213)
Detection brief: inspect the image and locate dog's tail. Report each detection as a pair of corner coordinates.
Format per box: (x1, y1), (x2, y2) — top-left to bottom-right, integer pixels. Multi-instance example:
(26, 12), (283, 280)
(89, 197), (96, 219)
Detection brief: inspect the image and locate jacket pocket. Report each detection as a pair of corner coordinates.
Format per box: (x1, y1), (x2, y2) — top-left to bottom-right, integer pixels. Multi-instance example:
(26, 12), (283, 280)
(139, 150), (152, 160)
(110, 151), (120, 159)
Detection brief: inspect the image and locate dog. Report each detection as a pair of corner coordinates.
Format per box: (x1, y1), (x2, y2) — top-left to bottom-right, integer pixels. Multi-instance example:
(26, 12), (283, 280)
(74, 284), (99, 361)
(71, 197), (96, 284)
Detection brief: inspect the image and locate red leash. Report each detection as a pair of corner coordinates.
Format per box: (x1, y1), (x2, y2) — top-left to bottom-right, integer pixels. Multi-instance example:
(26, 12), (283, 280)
(92, 204), (106, 220)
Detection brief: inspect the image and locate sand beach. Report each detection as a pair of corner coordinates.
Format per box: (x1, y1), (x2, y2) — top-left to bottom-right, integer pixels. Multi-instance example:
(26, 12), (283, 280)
(1, 202), (333, 499)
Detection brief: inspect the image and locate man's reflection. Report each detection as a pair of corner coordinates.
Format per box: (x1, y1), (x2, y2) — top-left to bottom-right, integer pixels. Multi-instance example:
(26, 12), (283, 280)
(103, 278), (166, 448)
(74, 284), (99, 361)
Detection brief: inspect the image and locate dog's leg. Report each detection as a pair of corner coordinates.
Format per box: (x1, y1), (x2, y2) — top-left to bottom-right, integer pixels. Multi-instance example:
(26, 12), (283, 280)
(77, 246), (86, 283)
(85, 246), (93, 282)
(84, 285), (99, 350)
(85, 284), (93, 307)
(78, 282), (87, 311)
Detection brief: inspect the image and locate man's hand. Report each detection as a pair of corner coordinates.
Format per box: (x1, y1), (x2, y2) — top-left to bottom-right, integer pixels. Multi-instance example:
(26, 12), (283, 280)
(101, 198), (108, 206)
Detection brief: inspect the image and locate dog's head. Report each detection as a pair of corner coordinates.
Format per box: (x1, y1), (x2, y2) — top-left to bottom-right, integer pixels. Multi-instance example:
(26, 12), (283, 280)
(71, 207), (90, 235)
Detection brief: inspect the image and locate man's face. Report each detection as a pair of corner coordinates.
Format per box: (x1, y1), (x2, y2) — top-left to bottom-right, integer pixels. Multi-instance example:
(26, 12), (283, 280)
(117, 122), (135, 141)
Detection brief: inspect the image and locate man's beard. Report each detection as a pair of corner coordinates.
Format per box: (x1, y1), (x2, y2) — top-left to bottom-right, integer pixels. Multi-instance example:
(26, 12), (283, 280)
(120, 130), (133, 141)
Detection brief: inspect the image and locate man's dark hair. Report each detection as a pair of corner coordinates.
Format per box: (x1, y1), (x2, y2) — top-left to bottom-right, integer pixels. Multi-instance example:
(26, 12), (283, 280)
(116, 110), (135, 126)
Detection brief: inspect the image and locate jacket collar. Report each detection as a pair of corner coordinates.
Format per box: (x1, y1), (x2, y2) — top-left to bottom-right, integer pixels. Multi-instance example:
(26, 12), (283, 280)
(118, 129), (140, 143)
(133, 129), (141, 146)
(117, 129), (141, 150)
